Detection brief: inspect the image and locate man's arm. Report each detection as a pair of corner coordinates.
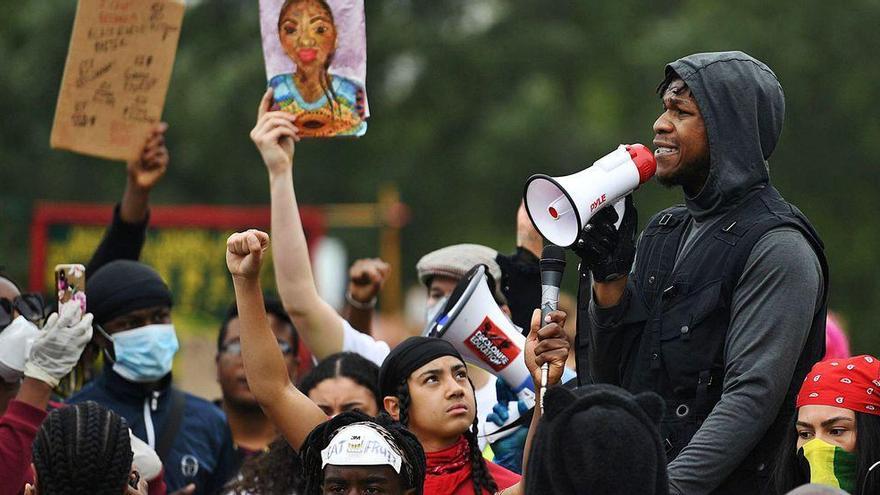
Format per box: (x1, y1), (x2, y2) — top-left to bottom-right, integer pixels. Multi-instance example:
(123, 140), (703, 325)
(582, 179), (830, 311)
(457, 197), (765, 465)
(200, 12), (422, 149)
(585, 276), (639, 385)
(666, 228), (823, 494)
(340, 258), (390, 334)
(226, 229), (327, 451)
(86, 123), (169, 275)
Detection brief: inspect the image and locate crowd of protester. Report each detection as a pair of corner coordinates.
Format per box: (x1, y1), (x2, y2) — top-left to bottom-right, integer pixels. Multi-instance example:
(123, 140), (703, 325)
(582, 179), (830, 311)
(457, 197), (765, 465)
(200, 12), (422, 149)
(1, 50), (876, 495)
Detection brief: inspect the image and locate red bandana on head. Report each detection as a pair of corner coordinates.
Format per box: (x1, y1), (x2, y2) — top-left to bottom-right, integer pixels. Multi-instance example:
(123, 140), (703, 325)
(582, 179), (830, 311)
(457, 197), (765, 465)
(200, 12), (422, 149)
(797, 355), (880, 416)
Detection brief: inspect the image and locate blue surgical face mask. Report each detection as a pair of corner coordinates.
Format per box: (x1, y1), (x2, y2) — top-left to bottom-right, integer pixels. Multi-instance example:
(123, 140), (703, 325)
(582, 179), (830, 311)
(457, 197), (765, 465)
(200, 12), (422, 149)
(106, 324), (179, 383)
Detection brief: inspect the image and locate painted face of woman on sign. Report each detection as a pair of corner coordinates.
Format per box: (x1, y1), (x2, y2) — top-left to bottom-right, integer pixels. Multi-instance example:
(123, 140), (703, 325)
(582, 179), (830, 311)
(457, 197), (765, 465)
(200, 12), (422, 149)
(278, 0), (337, 72)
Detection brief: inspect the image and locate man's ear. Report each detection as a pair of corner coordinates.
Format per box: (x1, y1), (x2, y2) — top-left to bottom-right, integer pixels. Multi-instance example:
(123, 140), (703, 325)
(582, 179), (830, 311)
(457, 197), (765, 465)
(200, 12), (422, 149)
(384, 396), (400, 421)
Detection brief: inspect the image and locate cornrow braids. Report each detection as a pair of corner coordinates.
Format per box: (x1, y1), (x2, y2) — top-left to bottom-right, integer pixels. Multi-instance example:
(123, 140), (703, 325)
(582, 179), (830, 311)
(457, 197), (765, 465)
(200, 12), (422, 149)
(395, 379), (497, 494)
(225, 436), (304, 495)
(32, 401), (133, 495)
(300, 410), (425, 495)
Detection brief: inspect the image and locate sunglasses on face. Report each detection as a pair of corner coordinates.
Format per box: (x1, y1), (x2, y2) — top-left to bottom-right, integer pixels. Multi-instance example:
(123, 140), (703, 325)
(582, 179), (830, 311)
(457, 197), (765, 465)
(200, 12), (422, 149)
(220, 340), (294, 356)
(0, 294), (47, 330)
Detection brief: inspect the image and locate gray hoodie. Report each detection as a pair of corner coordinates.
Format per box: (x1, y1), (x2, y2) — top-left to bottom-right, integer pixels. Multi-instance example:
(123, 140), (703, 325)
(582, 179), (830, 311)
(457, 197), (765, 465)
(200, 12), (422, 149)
(591, 51), (825, 494)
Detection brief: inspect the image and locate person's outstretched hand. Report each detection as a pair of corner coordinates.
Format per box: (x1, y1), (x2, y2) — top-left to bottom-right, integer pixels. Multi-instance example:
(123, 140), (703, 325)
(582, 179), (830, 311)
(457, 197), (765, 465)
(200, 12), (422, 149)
(250, 88), (300, 177)
(127, 122), (169, 192)
(226, 229), (270, 280)
(524, 308), (569, 387)
(348, 258), (391, 306)
(24, 301), (94, 388)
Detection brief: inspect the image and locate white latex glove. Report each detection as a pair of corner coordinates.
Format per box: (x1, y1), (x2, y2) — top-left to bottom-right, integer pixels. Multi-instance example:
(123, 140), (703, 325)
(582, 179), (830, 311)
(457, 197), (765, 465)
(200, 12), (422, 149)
(24, 301), (93, 388)
(0, 316), (40, 383)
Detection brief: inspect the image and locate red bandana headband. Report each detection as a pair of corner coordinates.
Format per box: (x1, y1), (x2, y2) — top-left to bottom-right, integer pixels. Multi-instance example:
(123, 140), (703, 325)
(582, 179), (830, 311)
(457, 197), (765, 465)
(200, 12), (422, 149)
(796, 355), (880, 416)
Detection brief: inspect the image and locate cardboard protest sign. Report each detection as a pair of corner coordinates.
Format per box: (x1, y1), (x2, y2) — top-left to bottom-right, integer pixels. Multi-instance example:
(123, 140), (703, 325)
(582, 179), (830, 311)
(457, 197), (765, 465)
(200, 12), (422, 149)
(51, 0), (184, 161)
(259, 0), (368, 138)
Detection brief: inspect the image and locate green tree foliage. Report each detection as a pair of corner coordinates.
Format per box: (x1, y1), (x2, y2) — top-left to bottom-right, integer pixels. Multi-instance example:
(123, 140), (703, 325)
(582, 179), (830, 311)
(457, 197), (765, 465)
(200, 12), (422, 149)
(1, 0), (878, 351)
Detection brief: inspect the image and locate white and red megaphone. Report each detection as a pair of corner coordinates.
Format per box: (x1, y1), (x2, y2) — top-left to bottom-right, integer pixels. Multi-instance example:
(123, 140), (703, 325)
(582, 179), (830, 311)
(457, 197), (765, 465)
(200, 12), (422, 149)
(523, 144), (656, 247)
(424, 265), (535, 403)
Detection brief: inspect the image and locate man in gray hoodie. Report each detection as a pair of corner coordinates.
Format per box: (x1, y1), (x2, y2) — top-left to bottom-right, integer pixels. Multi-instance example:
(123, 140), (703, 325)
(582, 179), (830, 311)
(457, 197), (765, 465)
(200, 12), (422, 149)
(573, 51), (828, 494)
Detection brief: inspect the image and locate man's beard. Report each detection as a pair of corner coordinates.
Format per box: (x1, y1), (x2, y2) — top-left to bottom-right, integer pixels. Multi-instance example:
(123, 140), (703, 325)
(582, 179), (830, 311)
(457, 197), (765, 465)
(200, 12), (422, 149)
(656, 158), (710, 195)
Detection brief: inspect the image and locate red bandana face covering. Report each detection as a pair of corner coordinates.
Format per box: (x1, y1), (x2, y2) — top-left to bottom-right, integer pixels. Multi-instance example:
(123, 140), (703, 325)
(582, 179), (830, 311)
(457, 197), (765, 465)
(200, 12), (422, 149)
(797, 355), (880, 415)
(424, 436), (474, 493)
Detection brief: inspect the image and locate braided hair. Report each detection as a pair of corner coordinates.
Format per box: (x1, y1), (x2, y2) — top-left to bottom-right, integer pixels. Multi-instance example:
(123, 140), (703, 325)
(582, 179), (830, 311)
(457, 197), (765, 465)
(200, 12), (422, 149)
(301, 410), (426, 495)
(32, 401), (133, 495)
(395, 380), (498, 494)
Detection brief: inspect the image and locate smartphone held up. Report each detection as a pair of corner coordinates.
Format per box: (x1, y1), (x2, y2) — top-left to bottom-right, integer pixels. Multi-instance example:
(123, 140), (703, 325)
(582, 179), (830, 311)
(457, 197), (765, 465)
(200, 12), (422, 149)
(55, 264), (86, 317)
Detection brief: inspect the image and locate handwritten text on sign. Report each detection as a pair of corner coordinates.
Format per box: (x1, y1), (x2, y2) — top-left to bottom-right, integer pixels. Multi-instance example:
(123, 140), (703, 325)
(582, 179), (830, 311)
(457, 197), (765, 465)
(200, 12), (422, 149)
(51, 0), (184, 161)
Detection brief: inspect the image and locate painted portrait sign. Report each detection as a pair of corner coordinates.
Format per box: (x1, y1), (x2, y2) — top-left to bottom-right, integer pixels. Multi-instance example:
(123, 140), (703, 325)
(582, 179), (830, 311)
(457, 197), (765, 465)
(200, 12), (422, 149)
(259, 0), (368, 138)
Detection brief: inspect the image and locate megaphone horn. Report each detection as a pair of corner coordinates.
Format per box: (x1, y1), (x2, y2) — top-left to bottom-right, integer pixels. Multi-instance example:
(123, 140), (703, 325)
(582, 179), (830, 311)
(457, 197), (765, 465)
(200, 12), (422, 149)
(424, 265), (535, 401)
(523, 144), (656, 247)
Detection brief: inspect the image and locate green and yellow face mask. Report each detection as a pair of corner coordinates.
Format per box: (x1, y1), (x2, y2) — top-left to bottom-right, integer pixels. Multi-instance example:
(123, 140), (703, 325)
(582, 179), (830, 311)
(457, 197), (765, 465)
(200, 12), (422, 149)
(799, 438), (857, 493)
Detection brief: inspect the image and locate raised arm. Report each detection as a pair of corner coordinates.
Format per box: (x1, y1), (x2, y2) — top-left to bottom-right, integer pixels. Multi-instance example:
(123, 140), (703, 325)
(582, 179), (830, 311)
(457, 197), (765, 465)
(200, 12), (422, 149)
(516, 201), (543, 259)
(226, 229), (326, 450)
(250, 89), (347, 359)
(341, 258), (391, 334)
(86, 123), (169, 275)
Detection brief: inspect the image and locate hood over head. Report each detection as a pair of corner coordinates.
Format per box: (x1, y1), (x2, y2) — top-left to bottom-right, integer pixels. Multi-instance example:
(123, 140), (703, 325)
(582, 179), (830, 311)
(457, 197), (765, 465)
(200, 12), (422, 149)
(663, 51), (785, 220)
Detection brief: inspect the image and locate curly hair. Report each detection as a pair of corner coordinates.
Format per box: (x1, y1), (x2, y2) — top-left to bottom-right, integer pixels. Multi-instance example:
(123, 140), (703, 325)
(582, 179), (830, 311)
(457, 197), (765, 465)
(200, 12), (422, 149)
(300, 410), (426, 495)
(396, 380), (497, 494)
(225, 436), (304, 495)
(31, 401), (133, 495)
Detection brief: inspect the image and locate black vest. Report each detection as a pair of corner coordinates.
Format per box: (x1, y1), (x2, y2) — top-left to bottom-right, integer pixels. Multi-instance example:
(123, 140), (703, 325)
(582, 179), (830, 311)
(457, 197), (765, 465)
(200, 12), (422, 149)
(576, 186), (828, 494)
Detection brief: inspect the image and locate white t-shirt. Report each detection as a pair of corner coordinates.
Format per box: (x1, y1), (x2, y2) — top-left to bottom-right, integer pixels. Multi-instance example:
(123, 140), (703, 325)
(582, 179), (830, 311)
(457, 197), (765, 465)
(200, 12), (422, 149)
(341, 319), (391, 366)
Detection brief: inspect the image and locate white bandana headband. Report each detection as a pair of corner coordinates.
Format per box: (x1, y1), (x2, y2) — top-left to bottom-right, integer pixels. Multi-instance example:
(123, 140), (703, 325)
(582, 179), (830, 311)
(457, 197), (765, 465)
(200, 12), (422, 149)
(321, 422), (404, 474)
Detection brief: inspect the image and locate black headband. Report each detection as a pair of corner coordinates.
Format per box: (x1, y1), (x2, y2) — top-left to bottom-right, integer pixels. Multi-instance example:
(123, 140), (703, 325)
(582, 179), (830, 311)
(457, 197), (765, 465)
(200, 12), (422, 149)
(378, 336), (463, 398)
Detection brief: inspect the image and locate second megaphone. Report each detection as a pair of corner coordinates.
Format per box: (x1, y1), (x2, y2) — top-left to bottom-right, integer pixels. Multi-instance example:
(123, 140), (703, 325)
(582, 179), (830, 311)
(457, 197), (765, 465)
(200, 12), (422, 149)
(523, 144), (656, 247)
(424, 265), (535, 402)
